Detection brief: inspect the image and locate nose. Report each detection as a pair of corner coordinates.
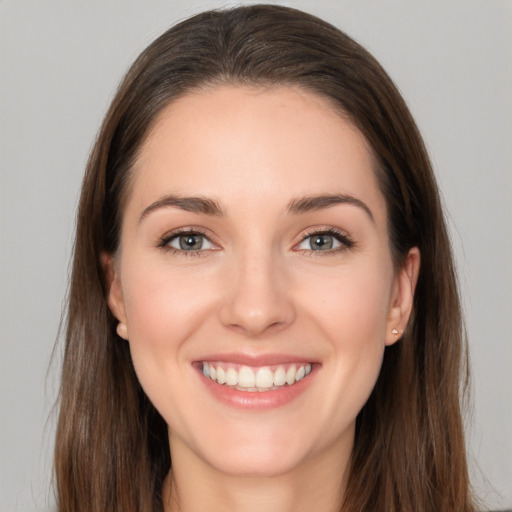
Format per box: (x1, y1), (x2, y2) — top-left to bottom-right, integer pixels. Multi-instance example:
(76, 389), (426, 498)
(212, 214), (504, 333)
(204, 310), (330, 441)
(219, 252), (296, 337)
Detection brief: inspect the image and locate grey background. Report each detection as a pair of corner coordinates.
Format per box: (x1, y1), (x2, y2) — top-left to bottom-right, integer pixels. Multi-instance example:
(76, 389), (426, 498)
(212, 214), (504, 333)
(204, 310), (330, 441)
(0, 1), (510, 510)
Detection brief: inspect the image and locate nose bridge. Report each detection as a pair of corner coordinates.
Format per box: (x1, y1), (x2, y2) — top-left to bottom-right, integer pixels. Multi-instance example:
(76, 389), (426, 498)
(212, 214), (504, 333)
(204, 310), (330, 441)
(219, 244), (295, 336)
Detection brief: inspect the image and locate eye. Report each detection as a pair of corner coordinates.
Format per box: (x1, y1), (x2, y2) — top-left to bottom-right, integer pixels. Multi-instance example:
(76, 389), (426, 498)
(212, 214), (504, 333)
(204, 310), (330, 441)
(162, 231), (214, 252)
(296, 229), (354, 252)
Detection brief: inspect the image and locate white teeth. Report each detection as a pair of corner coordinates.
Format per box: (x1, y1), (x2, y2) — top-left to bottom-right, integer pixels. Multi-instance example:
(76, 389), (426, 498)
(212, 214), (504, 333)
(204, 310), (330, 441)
(286, 366), (296, 385)
(226, 367), (238, 386)
(238, 366), (255, 388)
(216, 366), (226, 384)
(255, 367), (274, 388)
(202, 362), (313, 391)
(273, 366), (286, 386)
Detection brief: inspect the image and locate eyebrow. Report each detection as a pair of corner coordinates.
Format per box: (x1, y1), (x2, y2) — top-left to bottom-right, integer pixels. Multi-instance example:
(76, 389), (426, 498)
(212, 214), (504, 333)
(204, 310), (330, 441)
(139, 194), (224, 223)
(287, 194), (374, 222)
(139, 192), (374, 223)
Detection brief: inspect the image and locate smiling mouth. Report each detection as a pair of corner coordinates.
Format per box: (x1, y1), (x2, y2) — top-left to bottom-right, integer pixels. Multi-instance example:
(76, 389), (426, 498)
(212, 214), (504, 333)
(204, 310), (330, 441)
(202, 362), (313, 392)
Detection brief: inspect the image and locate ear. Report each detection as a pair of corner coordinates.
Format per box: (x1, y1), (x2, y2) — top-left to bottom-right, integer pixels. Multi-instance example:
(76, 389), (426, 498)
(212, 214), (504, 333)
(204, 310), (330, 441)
(385, 247), (420, 346)
(101, 252), (129, 339)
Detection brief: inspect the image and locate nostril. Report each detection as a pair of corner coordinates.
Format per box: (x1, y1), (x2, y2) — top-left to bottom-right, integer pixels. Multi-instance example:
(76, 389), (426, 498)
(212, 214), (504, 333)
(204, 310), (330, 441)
(220, 302), (296, 337)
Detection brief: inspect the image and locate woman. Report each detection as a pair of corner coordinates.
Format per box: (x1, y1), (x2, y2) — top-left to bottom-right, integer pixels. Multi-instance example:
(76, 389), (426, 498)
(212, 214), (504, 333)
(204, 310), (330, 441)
(55, 5), (476, 511)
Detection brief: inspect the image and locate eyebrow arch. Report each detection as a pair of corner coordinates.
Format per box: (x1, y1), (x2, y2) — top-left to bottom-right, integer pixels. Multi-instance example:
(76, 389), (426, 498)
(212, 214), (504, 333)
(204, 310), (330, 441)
(139, 194), (224, 223)
(287, 193), (374, 222)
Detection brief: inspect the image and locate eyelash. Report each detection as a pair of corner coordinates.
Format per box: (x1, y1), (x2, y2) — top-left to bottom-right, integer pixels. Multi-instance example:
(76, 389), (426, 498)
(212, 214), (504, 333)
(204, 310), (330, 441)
(295, 228), (355, 256)
(156, 228), (214, 257)
(156, 227), (355, 257)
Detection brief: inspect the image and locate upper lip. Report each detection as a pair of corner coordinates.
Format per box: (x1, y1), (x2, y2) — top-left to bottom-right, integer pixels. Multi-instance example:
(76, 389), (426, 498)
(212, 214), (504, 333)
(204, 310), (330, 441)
(194, 352), (317, 367)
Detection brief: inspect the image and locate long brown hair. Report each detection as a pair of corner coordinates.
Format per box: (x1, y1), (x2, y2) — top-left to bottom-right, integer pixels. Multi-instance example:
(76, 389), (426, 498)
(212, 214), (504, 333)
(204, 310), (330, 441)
(55, 5), (475, 511)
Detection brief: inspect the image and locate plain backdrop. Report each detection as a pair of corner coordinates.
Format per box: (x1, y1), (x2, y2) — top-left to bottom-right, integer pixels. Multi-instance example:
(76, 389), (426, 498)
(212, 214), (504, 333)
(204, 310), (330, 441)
(1, 1), (511, 511)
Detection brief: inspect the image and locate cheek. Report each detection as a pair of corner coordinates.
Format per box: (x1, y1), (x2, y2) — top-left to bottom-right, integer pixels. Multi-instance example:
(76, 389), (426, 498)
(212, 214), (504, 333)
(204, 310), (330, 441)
(299, 262), (392, 412)
(119, 264), (217, 406)
(122, 258), (218, 341)
(301, 261), (393, 342)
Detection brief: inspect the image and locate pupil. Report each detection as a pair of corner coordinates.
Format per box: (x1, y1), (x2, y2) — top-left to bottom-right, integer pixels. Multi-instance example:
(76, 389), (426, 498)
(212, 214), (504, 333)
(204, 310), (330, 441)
(312, 235), (333, 250)
(179, 234), (202, 250)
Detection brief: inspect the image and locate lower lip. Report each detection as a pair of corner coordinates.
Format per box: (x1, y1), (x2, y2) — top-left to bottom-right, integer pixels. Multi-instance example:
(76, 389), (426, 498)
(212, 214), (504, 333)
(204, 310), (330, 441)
(197, 366), (318, 410)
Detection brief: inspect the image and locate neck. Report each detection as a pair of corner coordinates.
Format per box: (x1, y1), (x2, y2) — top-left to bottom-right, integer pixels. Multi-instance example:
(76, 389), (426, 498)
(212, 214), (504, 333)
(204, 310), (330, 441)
(162, 432), (352, 512)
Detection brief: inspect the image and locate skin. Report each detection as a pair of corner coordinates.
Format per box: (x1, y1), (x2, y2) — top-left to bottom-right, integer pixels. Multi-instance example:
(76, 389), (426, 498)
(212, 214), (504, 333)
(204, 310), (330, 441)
(106, 85), (420, 512)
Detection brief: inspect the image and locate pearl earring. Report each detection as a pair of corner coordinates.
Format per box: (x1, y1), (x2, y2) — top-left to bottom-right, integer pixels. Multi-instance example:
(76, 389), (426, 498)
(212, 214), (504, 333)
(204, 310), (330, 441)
(116, 322), (128, 339)
(391, 328), (399, 336)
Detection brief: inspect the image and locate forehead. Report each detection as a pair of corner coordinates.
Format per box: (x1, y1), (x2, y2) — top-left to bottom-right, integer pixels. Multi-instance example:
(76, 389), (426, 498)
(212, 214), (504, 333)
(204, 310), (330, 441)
(128, 85), (385, 221)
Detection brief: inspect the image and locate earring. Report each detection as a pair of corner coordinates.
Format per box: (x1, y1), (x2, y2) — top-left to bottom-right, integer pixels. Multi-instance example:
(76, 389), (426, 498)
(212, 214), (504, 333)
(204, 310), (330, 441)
(116, 322), (128, 339)
(391, 328), (399, 336)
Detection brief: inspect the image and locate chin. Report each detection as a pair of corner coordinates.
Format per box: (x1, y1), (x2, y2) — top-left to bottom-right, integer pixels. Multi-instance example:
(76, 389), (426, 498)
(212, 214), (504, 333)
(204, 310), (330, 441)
(201, 442), (312, 478)
(174, 414), (352, 479)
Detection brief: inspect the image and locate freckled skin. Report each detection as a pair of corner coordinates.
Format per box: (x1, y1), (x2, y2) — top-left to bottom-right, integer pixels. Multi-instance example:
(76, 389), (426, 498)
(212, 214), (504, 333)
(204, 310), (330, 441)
(107, 85), (419, 512)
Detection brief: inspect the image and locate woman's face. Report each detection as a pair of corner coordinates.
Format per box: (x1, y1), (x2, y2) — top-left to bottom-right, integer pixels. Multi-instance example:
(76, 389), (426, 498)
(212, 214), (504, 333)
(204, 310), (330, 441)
(108, 85), (417, 478)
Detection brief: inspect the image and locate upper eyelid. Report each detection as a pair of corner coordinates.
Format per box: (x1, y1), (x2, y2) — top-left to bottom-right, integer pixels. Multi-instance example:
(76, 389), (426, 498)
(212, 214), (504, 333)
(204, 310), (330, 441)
(296, 227), (353, 242)
(300, 227), (348, 236)
(161, 226), (212, 240)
